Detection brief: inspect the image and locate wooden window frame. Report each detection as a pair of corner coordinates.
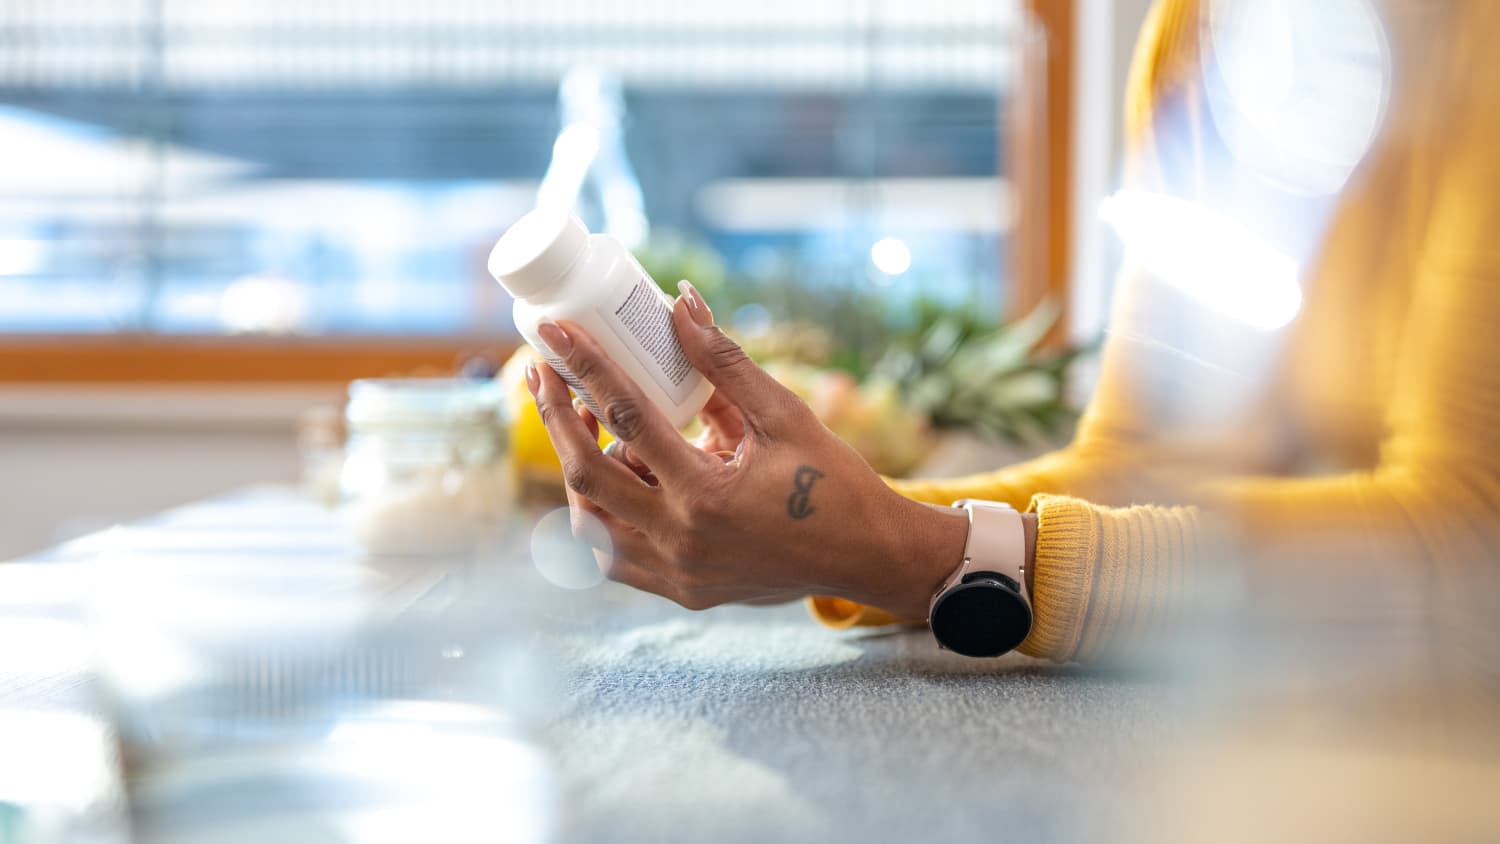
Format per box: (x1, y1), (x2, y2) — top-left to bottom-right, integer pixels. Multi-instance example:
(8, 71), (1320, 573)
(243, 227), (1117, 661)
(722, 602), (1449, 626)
(0, 334), (517, 384)
(1010, 0), (1078, 347)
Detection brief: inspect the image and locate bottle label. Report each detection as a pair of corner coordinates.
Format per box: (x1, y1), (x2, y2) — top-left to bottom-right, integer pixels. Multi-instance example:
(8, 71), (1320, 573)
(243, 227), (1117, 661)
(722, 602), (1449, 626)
(536, 344), (606, 423)
(603, 277), (698, 405)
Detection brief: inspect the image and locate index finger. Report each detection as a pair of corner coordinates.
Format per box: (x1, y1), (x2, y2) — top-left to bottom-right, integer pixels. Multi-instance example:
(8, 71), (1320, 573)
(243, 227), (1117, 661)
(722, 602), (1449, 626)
(541, 318), (721, 485)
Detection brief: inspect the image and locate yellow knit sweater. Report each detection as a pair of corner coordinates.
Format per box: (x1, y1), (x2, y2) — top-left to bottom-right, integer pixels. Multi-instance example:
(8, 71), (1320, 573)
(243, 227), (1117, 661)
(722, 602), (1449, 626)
(812, 0), (1500, 662)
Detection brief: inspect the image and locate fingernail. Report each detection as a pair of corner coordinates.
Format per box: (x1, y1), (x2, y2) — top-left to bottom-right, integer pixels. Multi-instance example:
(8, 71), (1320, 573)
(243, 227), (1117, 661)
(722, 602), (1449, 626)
(524, 361), (539, 396)
(572, 396), (586, 413)
(677, 280), (713, 327)
(537, 318), (573, 355)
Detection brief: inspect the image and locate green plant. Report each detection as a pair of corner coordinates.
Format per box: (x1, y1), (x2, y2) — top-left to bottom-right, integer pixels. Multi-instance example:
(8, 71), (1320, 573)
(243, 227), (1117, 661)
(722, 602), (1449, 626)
(872, 300), (1089, 444)
(637, 232), (1089, 445)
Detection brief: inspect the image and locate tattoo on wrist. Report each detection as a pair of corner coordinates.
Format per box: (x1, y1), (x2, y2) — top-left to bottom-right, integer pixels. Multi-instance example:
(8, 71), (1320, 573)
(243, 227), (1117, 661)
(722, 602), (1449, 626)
(786, 465), (825, 519)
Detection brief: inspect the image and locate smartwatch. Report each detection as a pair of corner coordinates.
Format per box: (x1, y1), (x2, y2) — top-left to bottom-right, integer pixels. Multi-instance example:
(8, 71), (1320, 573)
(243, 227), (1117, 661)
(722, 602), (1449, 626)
(928, 499), (1033, 657)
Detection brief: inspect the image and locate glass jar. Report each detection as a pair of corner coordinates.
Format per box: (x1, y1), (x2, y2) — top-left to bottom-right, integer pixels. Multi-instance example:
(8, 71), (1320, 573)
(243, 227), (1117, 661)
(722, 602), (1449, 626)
(340, 378), (514, 556)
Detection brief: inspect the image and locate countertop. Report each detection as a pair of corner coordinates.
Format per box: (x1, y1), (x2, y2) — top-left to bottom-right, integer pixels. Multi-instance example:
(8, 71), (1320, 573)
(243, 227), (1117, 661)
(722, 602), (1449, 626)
(0, 486), (1172, 843)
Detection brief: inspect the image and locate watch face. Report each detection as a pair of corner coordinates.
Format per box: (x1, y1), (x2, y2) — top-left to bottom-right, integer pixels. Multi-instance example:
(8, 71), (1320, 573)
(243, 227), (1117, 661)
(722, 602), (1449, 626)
(930, 580), (1032, 658)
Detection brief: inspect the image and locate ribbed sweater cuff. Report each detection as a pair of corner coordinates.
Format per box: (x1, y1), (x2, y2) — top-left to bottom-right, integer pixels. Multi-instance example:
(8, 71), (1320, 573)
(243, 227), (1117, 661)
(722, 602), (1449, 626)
(1018, 494), (1100, 661)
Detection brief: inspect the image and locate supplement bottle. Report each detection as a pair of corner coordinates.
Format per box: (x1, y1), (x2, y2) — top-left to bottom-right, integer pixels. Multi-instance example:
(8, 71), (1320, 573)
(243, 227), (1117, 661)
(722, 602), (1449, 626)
(488, 209), (713, 429)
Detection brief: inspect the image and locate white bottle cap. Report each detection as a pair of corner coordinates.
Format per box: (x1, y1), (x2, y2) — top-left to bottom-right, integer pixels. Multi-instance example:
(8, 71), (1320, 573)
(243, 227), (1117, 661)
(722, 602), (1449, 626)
(488, 208), (590, 299)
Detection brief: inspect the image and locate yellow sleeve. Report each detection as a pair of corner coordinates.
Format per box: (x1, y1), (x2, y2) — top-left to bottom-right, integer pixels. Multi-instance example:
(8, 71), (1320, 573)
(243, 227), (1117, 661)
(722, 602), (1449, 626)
(1202, 6), (1500, 654)
(868, 185), (1500, 657)
(1049, 1), (1500, 662)
(812, 0), (1500, 664)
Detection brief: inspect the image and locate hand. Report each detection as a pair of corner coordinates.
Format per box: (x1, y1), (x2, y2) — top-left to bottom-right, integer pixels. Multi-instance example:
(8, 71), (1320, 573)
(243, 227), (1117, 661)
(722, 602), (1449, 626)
(525, 282), (971, 618)
(608, 379), (745, 482)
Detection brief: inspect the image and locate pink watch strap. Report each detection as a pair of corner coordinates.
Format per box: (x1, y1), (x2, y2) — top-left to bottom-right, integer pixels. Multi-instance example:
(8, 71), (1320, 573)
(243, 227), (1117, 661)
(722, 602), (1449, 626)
(929, 499), (1030, 620)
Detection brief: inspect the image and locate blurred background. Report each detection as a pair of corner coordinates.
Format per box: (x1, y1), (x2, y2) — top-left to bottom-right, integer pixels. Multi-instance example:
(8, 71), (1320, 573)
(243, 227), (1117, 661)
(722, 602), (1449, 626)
(0, 0), (1153, 558)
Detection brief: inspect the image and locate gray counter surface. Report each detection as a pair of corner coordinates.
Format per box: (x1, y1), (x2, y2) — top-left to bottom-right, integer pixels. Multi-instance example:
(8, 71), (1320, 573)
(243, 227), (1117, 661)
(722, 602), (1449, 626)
(1, 486), (1170, 843)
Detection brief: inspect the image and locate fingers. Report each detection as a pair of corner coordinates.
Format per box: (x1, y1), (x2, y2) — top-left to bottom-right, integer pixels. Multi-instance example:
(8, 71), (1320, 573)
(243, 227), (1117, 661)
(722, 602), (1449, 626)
(530, 361), (663, 527)
(538, 318), (719, 484)
(563, 499), (691, 605)
(593, 548), (685, 604)
(698, 389), (746, 446)
(575, 398), (600, 439)
(671, 281), (806, 436)
(575, 401), (661, 483)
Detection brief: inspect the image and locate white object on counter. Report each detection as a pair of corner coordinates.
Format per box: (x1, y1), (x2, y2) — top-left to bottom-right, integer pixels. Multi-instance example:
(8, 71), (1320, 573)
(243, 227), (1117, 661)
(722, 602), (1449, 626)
(340, 378), (515, 556)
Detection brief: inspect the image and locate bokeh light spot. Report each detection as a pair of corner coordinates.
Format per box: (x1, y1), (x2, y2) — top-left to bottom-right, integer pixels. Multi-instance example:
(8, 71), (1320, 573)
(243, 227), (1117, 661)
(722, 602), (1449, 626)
(870, 237), (911, 275)
(530, 507), (608, 590)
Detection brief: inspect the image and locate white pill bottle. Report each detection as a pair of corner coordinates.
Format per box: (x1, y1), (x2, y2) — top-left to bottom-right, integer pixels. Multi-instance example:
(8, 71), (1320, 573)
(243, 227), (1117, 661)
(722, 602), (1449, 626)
(488, 209), (713, 429)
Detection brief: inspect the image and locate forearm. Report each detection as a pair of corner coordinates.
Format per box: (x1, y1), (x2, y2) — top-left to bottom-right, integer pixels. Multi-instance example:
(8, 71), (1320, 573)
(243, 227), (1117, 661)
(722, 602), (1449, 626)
(1208, 468), (1500, 591)
(1018, 466), (1496, 664)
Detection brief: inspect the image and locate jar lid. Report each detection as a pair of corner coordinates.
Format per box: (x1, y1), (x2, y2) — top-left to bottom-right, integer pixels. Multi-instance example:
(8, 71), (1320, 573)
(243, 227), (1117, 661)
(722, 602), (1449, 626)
(488, 208), (589, 299)
(345, 378), (503, 430)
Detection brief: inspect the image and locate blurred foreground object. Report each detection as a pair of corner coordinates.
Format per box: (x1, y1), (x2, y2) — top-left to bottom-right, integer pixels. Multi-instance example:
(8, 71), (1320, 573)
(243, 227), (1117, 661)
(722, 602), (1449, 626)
(79, 492), (559, 843)
(1147, 729), (1500, 843)
(339, 378), (514, 556)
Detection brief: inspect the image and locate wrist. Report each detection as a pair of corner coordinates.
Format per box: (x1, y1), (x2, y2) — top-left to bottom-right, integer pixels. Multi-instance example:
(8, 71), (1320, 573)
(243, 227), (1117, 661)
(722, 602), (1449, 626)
(849, 497), (969, 621)
(851, 498), (1039, 622)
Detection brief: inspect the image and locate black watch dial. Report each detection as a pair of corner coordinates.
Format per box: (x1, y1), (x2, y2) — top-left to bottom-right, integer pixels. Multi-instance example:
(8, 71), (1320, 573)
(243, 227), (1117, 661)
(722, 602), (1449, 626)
(930, 575), (1032, 657)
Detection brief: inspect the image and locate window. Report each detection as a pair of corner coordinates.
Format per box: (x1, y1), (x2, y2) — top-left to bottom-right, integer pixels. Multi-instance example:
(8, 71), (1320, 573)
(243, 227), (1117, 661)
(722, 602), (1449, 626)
(0, 0), (1022, 346)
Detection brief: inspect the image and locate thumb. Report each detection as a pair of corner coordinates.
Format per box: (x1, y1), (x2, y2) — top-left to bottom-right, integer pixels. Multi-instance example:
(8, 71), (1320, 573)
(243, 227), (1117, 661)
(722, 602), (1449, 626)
(671, 281), (803, 435)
